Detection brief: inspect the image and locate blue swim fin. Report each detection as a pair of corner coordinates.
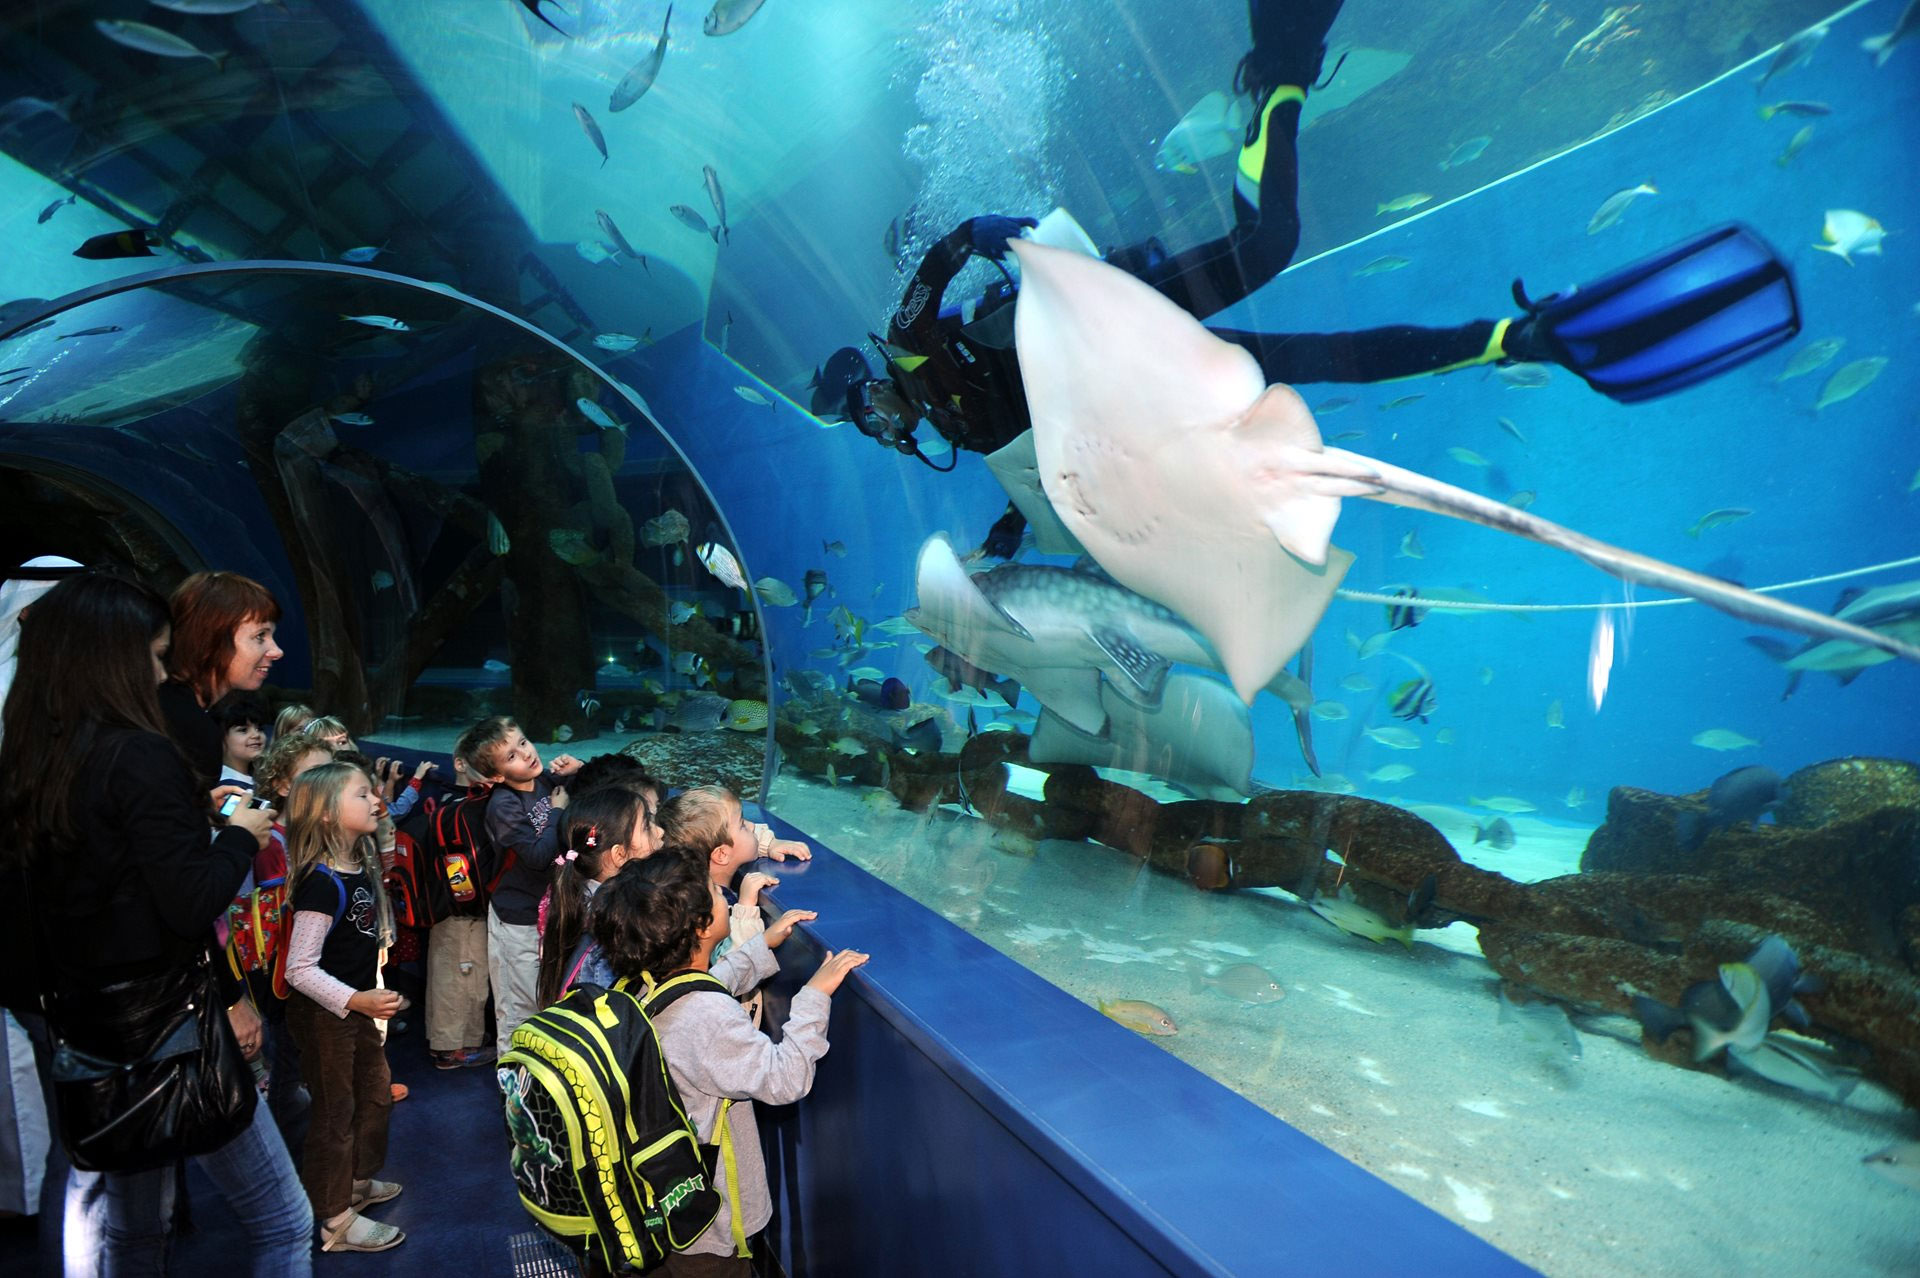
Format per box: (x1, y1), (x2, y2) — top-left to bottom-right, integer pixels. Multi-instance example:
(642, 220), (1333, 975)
(1514, 224), (1800, 404)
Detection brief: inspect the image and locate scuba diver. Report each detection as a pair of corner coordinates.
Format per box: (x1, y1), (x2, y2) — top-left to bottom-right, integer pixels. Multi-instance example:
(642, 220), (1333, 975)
(828, 0), (1800, 558)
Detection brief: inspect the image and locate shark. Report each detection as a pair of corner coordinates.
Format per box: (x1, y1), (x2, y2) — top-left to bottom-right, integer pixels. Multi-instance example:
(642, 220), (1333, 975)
(1029, 672), (1255, 799)
(903, 534), (1326, 773)
(1005, 239), (1920, 701)
(1747, 578), (1920, 696)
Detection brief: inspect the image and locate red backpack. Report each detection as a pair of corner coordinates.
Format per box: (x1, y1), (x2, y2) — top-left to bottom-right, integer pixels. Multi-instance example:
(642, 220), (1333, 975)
(389, 786), (509, 926)
(224, 828), (289, 982)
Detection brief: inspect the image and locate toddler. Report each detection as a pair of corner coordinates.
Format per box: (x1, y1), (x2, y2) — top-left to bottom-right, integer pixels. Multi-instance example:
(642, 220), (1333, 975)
(212, 691), (270, 786)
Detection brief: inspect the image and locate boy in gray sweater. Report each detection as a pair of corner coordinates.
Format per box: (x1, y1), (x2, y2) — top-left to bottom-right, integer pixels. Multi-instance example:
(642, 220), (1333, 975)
(590, 853), (867, 1273)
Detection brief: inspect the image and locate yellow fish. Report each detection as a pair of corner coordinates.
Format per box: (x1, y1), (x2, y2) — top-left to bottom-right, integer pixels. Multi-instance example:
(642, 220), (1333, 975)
(1376, 192), (1432, 216)
(1307, 886), (1414, 950)
(1099, 998), (1178, 1036)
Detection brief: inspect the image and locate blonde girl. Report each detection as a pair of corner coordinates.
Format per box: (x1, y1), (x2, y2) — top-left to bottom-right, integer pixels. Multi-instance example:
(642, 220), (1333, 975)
(281, 761), (406, 1253)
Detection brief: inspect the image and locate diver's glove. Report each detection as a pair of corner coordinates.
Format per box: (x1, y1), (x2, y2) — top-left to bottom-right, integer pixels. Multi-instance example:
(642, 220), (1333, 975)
(969, 215), (1039, 261)
(979, 504), (1029, 560)
(1498, 313), (1562, 366)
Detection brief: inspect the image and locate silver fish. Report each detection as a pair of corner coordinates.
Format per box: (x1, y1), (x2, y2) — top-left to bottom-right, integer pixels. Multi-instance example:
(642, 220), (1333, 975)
(37, 194), (75, 224)
(1586, 182), (1657, 234)
(1496, 362), (1552, 388)
(1755, 25), (1826, 91)
(1439, 135), (1491, 170)
(342, 314), (409, 331)
(703, 0), (766, 37)
(94, 19), (222, 65)
(1775, 124), (1814, 167)
(670, 203), (717, 242)
(594, 331), (641, 351)
(572, 103), (608, 166)
(595, 209), (642, 261)
(609, 5), (673, 112)
(702, 165), (729, 244)
(1773, 336), (1843, 382)
(339, 244), (387, 263)
(1814, 357), (1887, 411)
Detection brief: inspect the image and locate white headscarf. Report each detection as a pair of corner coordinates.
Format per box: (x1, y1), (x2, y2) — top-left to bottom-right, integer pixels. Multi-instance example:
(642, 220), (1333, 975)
(0, 556), (85, 724)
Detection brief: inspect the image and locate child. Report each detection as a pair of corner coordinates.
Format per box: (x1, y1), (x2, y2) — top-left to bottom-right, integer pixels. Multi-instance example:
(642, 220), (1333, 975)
(590, 855), (857, 1272)
(275, 702), (317, 740)
(533, 782), (664, 1006)
(211, 691), (270, 787)
(281, 761), (407, 1253)
(304, 715), (355, 752)
(471, 716), (583, 1057)
(424, 726), (495, 1070)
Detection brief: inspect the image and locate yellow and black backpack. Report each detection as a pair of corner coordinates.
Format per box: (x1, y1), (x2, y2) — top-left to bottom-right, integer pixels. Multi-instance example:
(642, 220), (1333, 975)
(500, 972), (734, 1271)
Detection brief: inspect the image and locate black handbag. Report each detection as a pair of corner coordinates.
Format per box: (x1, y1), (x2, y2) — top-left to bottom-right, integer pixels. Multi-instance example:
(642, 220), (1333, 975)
(44, 950), (257, 1173)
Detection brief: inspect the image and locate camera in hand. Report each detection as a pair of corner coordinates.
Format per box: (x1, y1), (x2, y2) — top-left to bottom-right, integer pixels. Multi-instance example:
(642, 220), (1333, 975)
(217, 792), (274, 820)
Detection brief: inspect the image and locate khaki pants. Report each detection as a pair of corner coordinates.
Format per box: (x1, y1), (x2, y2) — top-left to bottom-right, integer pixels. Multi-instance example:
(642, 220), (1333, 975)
(487, 906), (540, 1059)
(426, 916), (489, 1052)
(284, 993), (391, 1221)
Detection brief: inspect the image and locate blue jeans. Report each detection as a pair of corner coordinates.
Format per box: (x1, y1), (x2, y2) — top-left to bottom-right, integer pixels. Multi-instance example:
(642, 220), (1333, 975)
(98, 1103), (313, 1278)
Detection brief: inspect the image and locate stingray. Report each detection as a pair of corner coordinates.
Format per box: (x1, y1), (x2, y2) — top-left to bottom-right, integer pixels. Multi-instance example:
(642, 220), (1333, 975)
(1006, 240), (1920, 701)
(1029, 672), (1255, 800)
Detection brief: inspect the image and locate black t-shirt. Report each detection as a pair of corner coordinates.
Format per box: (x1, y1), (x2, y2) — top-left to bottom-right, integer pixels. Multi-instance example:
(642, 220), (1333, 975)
(156, 680), (223, 795)
(291, 865), (380, 993)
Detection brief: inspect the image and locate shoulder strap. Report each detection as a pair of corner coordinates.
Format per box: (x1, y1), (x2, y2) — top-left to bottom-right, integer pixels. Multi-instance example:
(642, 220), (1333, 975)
(639, 970), (729, 1017)
(311, 863), (349, 925)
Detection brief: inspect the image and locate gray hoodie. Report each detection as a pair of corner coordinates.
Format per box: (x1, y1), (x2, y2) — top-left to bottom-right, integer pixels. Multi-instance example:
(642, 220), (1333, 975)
(650, 935), (831, 1257)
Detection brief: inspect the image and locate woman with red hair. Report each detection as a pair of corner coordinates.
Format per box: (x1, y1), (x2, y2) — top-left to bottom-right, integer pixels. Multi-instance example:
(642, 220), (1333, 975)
(159, 572), (286, 793)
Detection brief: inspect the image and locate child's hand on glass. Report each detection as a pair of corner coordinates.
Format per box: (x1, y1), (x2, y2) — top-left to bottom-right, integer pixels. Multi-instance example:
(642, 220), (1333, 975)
(764, 837), (811, 862)
(412, 759), (437, 781)
(737, 871), (777, 907)
(764, 908), (817, 949)
(348, 990), (405, 1020)
(804, 949), (869, 997)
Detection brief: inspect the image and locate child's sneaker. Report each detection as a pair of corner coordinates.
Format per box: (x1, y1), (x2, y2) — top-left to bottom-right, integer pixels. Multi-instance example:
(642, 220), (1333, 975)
(320, 1210), (404, 1253)
(431, 1045), (495, 1070)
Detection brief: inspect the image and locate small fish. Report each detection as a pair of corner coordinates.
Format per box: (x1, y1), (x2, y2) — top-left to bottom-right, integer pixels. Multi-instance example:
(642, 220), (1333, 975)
(56, 325), (123, 339)
(801, 569), (831, 612)
(1545, 698), (1565, 728)
(697, 541), (748, 590)
(754, 577), (796, 607)
(1340, 673), (1374, 693)
(1477, 667), (1494, 686)
(1862, 1140), (1920, 1193)
(1754, 24), (1826, 91)
(95, 19), (222, 65)
(670, 204), (718, 242)
(1315, 396), (1355, 413)
(702, 165), (729, 244)
(1376, 193), (1432, 216)
(1397, 530), (1425, 560)
(1862, 0), (1919, 67)
(1774, 337), (1844, 382)
(1382, 393), (1426, 411)
(1363, 726), (1420, 750)
(720, 311), (732, 355)
(72, 229), (157, 261)
(37, 194), (75, 224)
(1496, 988), (1581, 1064)
(609, 4), (673, 111)
(612, 713), (628, 734)
(1814, 356), (1888, 410)
(572, 102), (609, 166)
(725, 699), (769, 732)
(1448, 446), (1490, 467)
(1366, 764), (1415, 783)
(1385, 588), (1425, 632)
(1756, 99), (1831, 120)
(1586, 181), (1657, 235)
(1496, 362), (1552, 389)
(1354, 254), (1410, 277)
(1693, 728), (1759, 752)
(483, 658), (511, 673)
(1310, 701), (1349, 721)
(1506, 490), (1537, 510)
(849, 676), (910, 711)
(1327, 430), (1366, 443)
(554, 725), (575, 744)
(0, 97), (70, 134)
(338, 243), (388, 264)
(641, 510), (689, 546)
(1196, 964), (1285, 1005)
(370, 570), (395, 592)
(1676, 764), (1782, 850)
(1812, 209), (1885, 265)
(487, 513), (511, 556)
(1435, 727), (1456, 745)
(1471, 795), (1536, 814)
(822, 539), (847, 557)
(1774, 124), (1814, 167)
(1497, 417), (1527, 444)
(1473, 817), (1516, 850)
(342, 314), (410, 331)
(828, 736), (866, 758)
(893, 717), (942, 754)
(594, 331), (641, 351)
(732, 385), (773, 409)
(1097, 998), (1177, 1036)
(595, 209), (644, 261)
(1686, 507), (1753, 538)
(576, 397), (620, 431)
(577, 692), (601, 717)
(667, 601), (699, 624)
(548, 528), (601, 566)
(1439, 135), (1492, 170)
(1308, 885), (1414, 949)
(1388, 677), (1436, 723)
(1358, 632), (1392, 659)
(328, 411), (374, 426)
(1155, 90), (1251, 173)
(1564, 785), (1588, 809)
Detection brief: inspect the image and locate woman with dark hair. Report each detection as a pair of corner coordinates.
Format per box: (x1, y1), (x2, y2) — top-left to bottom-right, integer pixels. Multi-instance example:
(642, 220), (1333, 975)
(0, 573), (312, 1275)
(161, 571), (286, 793)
